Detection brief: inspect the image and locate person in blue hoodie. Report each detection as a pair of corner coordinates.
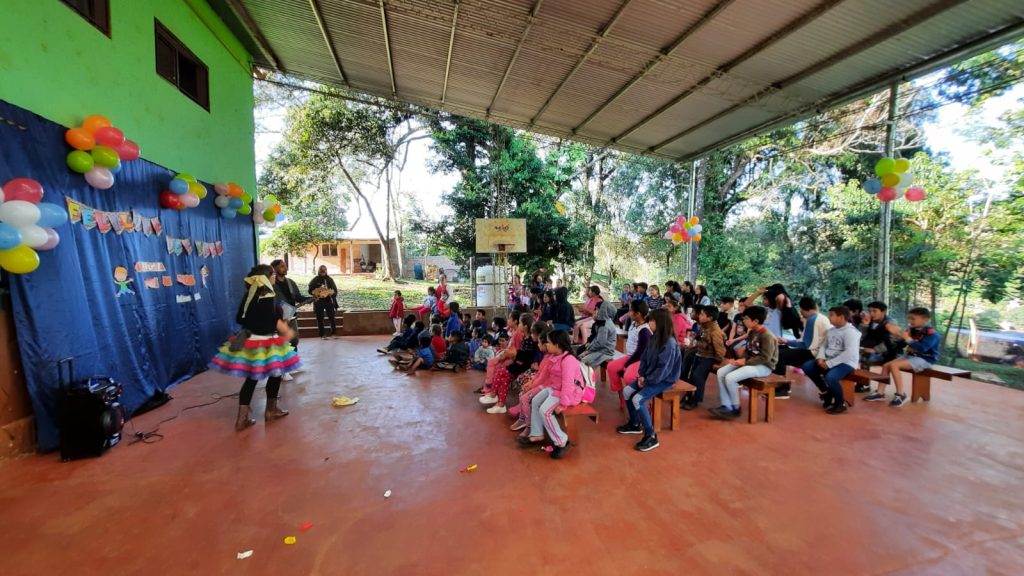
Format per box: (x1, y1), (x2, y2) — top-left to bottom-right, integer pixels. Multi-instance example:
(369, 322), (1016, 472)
(615, 308), (682, 453)
(866, 308), (941, 407)
(444, 302), (462, 338)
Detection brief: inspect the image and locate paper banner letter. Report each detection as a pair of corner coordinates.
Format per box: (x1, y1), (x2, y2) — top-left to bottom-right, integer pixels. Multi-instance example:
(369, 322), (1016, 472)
(110, 213), (124, 234)
(166, 237), (174, 255)
(135, 262), (166, 273)
(173, 239), (183, 256)
(182, 239), (192, 255)
(81, 205), (97, 230)
(175, 294), (193, 304)
(118, 212), (135, 233)
(151, 218), (163, 236)
(95, 211), (112, 234)
(65, 197), (83, 224)
(161, 276), (172, 287)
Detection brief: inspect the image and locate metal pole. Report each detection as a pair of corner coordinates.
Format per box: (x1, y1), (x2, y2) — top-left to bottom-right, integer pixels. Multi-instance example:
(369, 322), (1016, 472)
(687, 160), (696, 278)
(878, 82), (899, 302)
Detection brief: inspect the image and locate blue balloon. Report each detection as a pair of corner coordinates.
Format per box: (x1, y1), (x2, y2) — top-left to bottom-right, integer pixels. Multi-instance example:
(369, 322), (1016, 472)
(37, 202), (69, 228)
(227, 197), (243, 209)
(109, 161), (122, 174)
(0, 223), (23, 250)
(220, 207), (237, 219)
(169, 177), (189, 195)
(864, 178), (882, 194)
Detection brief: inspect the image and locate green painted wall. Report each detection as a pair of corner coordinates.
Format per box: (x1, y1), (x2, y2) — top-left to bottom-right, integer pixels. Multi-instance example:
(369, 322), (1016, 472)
(0, 0), (256, 192)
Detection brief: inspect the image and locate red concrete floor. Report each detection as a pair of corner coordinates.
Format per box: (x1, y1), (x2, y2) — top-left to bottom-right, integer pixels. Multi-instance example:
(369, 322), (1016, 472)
(1, 336), (1023, 576)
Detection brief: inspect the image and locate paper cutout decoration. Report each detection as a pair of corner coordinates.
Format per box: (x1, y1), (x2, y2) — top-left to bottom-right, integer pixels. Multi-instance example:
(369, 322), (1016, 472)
(176, 294), (193, 303)
(113, 266), (135, 297)
(200, 265), (209, 287)
(143, 278), (159, 289)
(65, 197), (160, 236)
(193, 292), (202, 301)
(176, 274), (195, 287)
(135, 262), (166, 273)
(161, 276), (172, 287)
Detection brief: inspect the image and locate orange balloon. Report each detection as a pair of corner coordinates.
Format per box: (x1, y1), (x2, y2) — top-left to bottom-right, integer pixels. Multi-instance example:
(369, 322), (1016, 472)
(65, 127), (95, 151)
(688, 216), (699, 227)
(691, 234), (702, 242)
(228, 182), (244, 198)
(271, 204), (282, 214)
(82, 115), (112, 135)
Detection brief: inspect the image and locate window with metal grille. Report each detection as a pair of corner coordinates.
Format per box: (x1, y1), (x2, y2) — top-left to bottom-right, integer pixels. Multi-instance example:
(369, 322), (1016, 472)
(154, 20), (209, 111)
(60, 0), (111, 36)
(321, 244), (339, 257)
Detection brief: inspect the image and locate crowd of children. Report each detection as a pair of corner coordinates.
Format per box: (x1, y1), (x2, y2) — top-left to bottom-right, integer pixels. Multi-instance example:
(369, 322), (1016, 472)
(368, 274), (943, 456)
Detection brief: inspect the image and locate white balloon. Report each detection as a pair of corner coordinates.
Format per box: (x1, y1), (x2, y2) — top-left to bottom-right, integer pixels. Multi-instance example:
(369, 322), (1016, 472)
(214, 195), (230, 208)
(0, 200), (42, 227)
(0, 189), (5, 204)
(253, 214), (265, 225)
(897, 172), (914, 190)
(19, 224), (49, 248)
(254, 202), (264, 212)
(182, 192), (201, 208)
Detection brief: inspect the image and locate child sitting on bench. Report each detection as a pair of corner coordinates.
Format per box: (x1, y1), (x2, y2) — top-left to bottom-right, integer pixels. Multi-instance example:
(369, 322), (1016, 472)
(865, 307), (940, 407)
(710, 306), (777, 420)
(800, 305), (861, 414)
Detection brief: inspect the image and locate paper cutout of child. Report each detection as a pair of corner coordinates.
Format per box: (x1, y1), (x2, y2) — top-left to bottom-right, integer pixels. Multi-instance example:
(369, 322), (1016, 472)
(113, 266), (135, 297)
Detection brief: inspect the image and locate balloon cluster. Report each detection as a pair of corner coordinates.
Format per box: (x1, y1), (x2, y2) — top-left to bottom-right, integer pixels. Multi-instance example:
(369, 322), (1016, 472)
(65, 115), (141, 190)
(0, 179), (68, 274)
(253, 195), (285, 227)
(863, 158), (927, 203)
(664, 215), (702, 244)
(212, 182), (252, 219)
(160, 173), (207, 211)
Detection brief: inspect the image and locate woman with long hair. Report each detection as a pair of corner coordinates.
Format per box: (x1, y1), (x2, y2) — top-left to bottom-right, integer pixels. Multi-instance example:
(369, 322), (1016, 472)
(616, 308), (682, 452)
(209, 264), (301, 430)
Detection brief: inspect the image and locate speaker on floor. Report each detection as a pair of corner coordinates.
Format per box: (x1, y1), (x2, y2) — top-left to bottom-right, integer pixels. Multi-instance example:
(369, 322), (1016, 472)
(56, 358), (125, 462)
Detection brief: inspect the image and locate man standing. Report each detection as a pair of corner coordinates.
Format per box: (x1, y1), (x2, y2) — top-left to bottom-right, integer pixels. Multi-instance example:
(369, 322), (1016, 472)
(308, 265), (339, 339)
(271, 259), (309, 380)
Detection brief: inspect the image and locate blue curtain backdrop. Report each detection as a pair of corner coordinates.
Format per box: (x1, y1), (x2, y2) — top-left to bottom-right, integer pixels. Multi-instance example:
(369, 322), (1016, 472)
(0, 100), (256, 451)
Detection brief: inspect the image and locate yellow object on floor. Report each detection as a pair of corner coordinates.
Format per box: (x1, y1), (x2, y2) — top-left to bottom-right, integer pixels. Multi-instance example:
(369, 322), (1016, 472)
(331, 396), (359, 407)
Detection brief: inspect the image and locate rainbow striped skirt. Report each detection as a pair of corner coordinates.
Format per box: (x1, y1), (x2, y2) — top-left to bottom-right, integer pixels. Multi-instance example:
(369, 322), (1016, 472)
(209, 334), (301, 379)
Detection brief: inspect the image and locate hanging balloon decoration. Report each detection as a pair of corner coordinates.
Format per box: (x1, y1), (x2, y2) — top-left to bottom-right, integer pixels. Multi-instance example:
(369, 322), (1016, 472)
(864, 157), (926, 203)
(0, 178), (69, 274)
(663, 215), (703, 244)
(161, 173), (206, 211)
(212, 182), (257, 219)
(251, 194), (284, 227)
(64, 114), (141, 190)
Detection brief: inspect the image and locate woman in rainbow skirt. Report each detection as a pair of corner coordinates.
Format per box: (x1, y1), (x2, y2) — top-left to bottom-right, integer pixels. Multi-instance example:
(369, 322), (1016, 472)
(210, 264), (302, 430)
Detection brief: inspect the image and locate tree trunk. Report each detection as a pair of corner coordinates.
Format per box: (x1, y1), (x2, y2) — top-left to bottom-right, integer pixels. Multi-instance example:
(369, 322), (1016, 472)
(339, 161), (396, 281)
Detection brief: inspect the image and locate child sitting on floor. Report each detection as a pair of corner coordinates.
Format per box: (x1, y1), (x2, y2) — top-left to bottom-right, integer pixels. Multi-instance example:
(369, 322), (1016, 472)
(866, 307), (940, 407)
(430, 324), (446, 360)
(435, 331), (471, 371)
(444, 302), (462, 337)
(390, 332), (433, 372)
(472, 333), (495, 370)
(378, 315), (417, 354)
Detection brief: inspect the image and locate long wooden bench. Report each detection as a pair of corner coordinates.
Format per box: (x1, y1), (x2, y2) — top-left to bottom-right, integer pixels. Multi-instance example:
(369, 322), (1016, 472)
(741, 374), (793, 423)
(558, 404), (599, 445)
(900, 365), (971, 402)
(652, 380), (696, 432)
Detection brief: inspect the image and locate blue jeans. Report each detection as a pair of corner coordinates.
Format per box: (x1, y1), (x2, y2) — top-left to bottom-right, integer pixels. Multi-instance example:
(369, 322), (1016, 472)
(623, 380), (675, 435)
(688, 356), (716, 403)
(801, 360), (855, 405)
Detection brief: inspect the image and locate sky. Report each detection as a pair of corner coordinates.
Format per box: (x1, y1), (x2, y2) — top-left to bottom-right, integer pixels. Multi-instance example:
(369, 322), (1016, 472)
(254, 81), (1023, 237)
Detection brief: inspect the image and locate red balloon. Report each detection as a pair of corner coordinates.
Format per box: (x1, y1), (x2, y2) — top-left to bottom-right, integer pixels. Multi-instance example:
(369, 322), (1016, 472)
(94, 126), (126, 148)
(2, 178), (44, 204)
(877, 187), (897, 202)
(159, 190), (182, 209)
(114, 139), (141, 161)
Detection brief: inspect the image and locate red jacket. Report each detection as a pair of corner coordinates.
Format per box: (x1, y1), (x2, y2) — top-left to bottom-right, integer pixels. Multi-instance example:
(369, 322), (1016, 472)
(431, 335), (447, 358)
(388, 296), (404, 319)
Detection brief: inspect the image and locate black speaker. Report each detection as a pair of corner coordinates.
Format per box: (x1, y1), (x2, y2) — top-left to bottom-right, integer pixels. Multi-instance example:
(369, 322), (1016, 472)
(56, 358), (124, 462)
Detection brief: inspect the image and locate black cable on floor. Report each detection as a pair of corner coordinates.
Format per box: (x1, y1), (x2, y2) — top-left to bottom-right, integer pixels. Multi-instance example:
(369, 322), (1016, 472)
(126, 390), (246, 445)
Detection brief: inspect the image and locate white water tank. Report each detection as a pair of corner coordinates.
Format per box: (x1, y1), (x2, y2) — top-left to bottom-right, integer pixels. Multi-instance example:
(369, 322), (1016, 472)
(476, 265), (496, 307)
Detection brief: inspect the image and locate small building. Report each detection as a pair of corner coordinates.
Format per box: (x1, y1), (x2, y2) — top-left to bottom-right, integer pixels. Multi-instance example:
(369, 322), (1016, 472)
(290, 231), (399, 276)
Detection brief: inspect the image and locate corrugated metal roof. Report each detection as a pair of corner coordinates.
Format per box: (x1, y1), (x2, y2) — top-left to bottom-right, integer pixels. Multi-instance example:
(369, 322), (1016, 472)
(211, 0), (1024, 161)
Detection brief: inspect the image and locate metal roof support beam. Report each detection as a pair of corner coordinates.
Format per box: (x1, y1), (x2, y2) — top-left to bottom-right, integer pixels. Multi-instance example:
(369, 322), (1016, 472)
(529, 0), (633, 127)
(441, 0), (460, 103)
(379, 0), (397, 96)
(223, 0), (282, 71)
(613, 0), (847, 144)
(651, 0), (970, 154)
(488, 0), (545, 117)
(572, 0), (737, 134)
(309, 0), (349, 86)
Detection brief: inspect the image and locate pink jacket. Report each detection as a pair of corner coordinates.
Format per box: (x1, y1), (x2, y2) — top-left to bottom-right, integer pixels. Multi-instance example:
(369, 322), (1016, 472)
(672, 312), (693, 347)
(548, 352), (585, 407)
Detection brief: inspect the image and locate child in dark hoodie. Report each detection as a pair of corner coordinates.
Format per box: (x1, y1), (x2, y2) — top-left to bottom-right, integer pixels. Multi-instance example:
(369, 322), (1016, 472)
(549, 286), (575, 332)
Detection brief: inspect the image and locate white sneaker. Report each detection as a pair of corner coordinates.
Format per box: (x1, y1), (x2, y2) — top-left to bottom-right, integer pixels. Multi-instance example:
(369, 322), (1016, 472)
(282, 373), (294, 381)
(486, 405), (507, 414)
(479, 395), (498, 405)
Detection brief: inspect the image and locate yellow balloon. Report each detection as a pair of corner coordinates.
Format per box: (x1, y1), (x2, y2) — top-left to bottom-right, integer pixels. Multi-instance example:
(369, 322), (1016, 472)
(188, 181), (206, 198)
(177, 173), (197, 183)
(672, 232), (683, 243)
(880, 173), (900, 188)
(893, 158), (910, 174)
(0, 244), (41, 274)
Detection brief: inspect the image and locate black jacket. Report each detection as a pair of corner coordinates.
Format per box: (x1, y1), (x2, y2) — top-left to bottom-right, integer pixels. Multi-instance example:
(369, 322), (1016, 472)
(308, 275), (339, 308)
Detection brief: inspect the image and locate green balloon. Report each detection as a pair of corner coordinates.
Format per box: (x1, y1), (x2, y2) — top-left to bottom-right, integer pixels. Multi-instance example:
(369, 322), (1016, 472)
(67, 150), (95, 174)
(262, 208), (276, 221)
(92, 145), (119, 168)
(237, 203), (252, 215)
(875, 157), (895, 177)
(264, 195), (278, 205)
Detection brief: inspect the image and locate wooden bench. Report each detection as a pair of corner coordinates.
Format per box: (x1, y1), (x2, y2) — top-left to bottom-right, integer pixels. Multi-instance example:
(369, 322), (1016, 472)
(838, 369), (887, 407)
(652, 380), (697, 432)
(615, 327), (627, 354)
(599, 350), (628, 383)
(899, 365), (971, 402)
(740, 374), (793, 423)
(558, 404), (599, 446)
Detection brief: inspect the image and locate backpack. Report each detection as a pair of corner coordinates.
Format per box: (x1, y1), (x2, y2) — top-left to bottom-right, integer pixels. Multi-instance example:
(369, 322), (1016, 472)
(578, 362), (596, 404)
